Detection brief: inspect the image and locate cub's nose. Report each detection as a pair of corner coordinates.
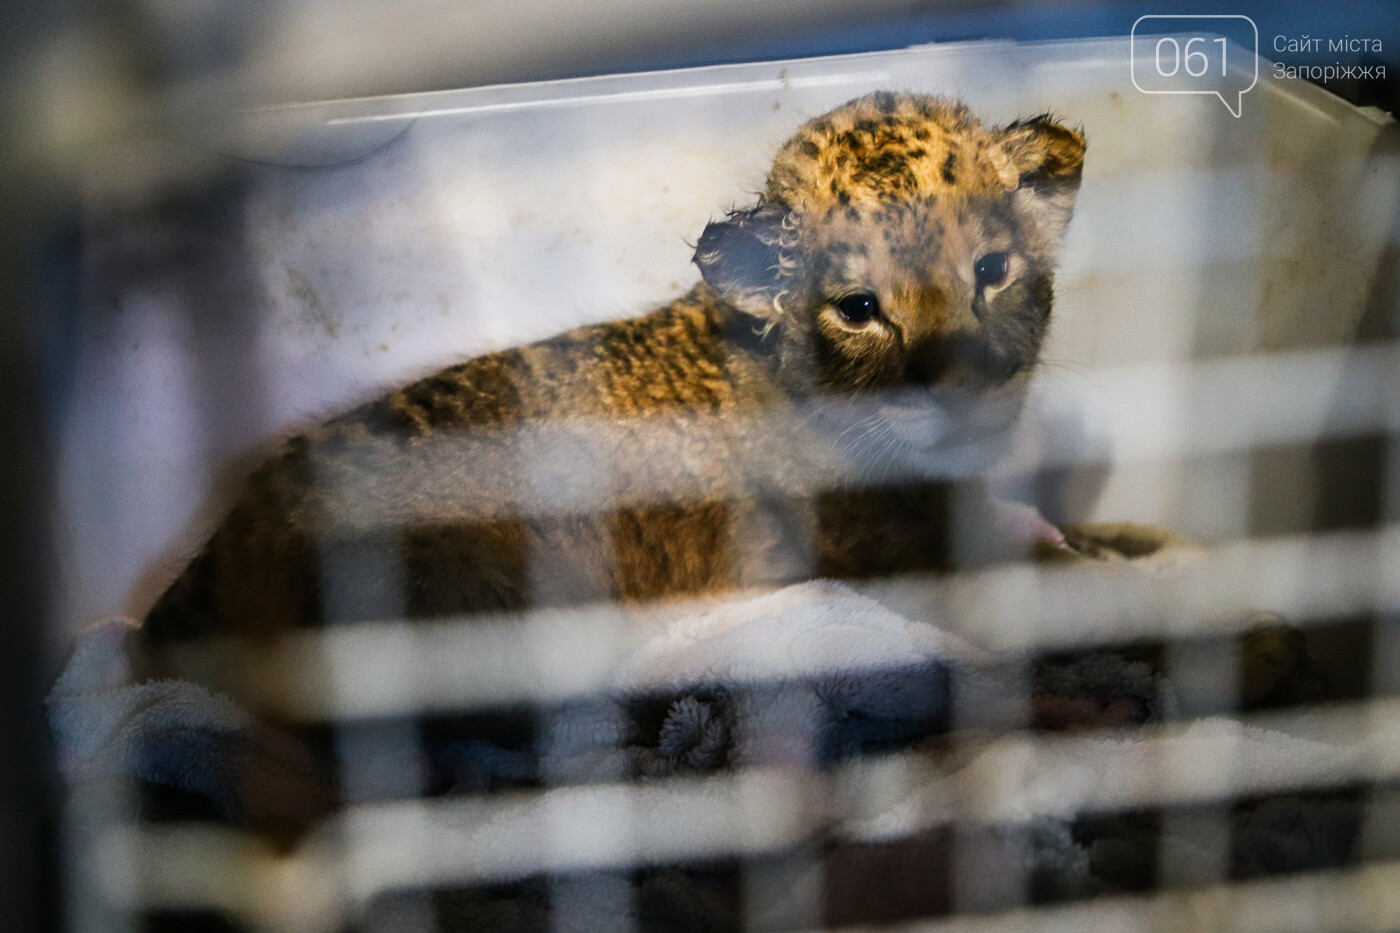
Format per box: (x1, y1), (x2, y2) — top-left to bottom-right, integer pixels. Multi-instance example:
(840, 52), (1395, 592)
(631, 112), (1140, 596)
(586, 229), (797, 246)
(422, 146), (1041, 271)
(904, 333), (1024, 390)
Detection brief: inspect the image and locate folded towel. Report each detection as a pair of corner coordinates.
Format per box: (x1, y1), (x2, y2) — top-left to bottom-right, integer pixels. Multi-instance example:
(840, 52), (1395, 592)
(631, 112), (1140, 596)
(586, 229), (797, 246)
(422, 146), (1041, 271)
(47, 616), (337, 833)
(615, 580), (979, 771)
(47, 564), (1355, 930)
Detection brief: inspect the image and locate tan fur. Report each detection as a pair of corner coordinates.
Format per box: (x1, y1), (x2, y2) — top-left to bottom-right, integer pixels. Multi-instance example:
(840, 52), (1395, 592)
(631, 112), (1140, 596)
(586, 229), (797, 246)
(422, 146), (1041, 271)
(136, 93), (1088, 689)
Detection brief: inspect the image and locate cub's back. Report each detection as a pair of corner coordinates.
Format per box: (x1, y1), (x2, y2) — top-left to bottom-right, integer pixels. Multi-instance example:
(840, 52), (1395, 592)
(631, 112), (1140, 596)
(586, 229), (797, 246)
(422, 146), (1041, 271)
(138, 289), (798, 650)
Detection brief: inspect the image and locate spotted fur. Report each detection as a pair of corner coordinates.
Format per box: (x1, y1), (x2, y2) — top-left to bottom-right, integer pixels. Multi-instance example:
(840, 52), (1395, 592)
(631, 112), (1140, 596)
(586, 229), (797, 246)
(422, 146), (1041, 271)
(695, 92), (1085, 397)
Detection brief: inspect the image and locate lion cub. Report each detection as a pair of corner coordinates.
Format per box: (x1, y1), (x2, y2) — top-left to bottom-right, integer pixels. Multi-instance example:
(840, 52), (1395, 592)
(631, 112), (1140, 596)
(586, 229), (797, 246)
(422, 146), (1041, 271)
(138, 92), (1086, 662)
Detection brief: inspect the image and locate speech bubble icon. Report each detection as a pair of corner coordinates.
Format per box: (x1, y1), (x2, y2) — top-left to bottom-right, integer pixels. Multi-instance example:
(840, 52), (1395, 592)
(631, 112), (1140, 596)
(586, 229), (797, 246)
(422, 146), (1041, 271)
(1131, 15), (1259, 118)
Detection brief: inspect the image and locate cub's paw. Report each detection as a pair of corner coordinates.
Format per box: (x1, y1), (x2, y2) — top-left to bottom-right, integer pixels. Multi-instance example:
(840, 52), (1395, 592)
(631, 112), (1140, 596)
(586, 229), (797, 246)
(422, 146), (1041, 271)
(1038, 521), (1197, 567)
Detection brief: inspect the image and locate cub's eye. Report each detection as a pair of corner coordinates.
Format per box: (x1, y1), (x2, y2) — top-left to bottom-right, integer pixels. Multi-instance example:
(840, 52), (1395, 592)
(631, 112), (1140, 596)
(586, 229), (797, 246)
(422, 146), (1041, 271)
(834, 292), (881, 325)
(974, 252), (1010, 289)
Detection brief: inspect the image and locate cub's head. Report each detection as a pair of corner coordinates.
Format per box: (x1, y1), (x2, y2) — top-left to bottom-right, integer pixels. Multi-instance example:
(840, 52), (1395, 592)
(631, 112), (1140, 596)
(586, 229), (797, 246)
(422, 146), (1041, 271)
(695, 92), (1085, 467)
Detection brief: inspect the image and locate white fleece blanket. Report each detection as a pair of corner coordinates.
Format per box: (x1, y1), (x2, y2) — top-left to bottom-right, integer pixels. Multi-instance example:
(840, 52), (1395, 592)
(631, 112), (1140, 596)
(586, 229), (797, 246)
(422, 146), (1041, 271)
(47, 581), (1356, 847)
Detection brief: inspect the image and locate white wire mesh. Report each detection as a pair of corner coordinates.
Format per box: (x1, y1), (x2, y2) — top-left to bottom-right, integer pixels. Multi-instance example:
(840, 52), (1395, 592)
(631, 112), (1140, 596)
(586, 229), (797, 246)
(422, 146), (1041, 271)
(49, 28), (1400, 933)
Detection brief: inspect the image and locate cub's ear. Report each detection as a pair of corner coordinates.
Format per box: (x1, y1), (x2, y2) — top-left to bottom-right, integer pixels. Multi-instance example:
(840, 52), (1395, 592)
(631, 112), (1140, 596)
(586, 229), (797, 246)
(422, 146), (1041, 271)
(997, 115), (1086, 242)
(693, 203), (791, 319)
